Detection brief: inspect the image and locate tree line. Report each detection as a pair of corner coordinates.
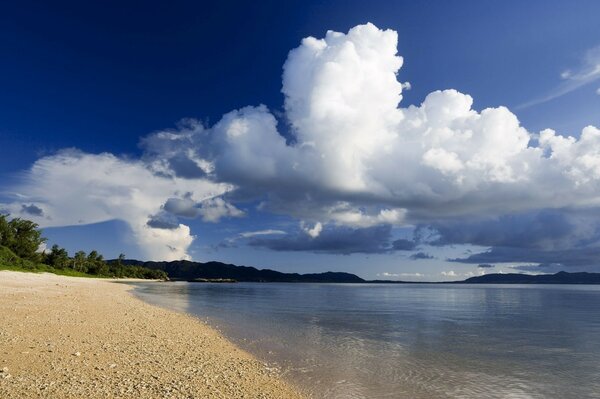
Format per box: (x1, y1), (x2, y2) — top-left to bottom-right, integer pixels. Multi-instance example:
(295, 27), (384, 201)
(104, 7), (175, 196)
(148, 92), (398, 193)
(0, 214), (167, 280)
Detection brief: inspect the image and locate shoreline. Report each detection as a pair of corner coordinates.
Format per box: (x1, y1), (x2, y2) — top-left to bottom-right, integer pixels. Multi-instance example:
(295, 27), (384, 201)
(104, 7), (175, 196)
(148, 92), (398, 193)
(0, 271), (306, 398)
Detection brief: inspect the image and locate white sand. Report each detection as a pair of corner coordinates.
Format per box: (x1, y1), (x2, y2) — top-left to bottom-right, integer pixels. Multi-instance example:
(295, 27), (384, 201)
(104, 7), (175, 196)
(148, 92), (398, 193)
(0, 271), (306, 398)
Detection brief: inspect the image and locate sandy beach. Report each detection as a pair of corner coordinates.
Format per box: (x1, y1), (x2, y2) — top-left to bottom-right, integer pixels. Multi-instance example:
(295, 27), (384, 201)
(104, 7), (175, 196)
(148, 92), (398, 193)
(0, 271), (305, 398)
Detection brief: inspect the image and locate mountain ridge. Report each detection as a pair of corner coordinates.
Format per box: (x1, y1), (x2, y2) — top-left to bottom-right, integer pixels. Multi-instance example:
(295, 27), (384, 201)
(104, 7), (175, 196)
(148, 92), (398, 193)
(112, 259), (600, 284)
(459, 271), (600, 284)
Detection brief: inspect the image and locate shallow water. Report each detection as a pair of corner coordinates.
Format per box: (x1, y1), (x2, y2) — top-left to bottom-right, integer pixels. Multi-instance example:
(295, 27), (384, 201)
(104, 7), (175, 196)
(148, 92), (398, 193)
(132, 282), (600, 398)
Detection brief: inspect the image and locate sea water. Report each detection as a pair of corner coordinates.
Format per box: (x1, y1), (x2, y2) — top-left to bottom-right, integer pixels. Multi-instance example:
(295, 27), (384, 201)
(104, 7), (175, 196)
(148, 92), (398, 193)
(132, 282), (600, 398)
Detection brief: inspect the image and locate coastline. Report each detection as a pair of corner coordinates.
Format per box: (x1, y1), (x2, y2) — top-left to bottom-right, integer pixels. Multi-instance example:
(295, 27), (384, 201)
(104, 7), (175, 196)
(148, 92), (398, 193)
(0, 271), (305, 398)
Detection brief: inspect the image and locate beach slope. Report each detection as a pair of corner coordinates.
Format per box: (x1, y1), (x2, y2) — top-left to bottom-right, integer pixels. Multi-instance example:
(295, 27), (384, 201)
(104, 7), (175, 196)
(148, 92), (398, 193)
(0, 271), (304, 398)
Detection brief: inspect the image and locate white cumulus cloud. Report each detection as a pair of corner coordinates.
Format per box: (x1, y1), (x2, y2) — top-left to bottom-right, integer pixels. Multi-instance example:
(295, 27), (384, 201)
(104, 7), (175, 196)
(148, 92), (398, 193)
(141, 23), (600, 227)
(2, 150), (235, 260)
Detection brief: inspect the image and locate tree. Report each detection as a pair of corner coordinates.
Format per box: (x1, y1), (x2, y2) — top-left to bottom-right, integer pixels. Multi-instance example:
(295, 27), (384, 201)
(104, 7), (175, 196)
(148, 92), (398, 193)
(0, 215), (46, 261)
(72, 250), (87, 272)
(0, 214), (14, 248)
(85, 250), (105, 274)
(1, 214), (167, 280)
(87, 250), (99, 262)
(45, 245), (70, 269)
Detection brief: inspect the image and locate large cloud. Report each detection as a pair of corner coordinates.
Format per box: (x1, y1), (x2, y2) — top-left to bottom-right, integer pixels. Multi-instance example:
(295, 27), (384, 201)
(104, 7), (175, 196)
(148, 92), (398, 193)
(425, 209), (597, 251)
(2, 150), (237, 260)
(247, 225), (395, 254)
(428, 209), (600, 270)
(450, 246), (600, 272)
(4, 23), (600, 264)
(142, 23), (600, 228)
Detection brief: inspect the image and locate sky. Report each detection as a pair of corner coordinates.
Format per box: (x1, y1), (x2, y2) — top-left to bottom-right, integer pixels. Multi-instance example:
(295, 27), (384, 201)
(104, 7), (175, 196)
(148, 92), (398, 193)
(1, 0), (600, 281)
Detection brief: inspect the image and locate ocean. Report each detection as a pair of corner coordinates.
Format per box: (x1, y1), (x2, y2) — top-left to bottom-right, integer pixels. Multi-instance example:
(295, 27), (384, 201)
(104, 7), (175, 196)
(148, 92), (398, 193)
(132, 282), (600, 398)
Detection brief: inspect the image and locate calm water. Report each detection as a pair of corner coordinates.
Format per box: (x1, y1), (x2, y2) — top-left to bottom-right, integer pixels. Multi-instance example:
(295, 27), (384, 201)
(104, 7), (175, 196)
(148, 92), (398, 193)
(131, 282), (600, 398)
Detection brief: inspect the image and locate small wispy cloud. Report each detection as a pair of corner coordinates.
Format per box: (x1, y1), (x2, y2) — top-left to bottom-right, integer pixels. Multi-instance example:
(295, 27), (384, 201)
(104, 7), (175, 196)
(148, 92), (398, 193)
(518, 45), (600, 109)
(377, 272), (424, 278)
(239, 229), (287, 238)
(301, 222), (322, 238)
(441, 269), (487, 278)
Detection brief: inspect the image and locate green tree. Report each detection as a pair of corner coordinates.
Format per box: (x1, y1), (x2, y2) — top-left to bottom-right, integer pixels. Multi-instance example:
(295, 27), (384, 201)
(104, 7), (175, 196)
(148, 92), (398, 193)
(1, 214), (167, 280)
(45, 245), (70, 269)
(0, 214), (14, 248)
(87, 250), (99, 262)
(0, 215), (46, 261)
(72, 250), (87, 272)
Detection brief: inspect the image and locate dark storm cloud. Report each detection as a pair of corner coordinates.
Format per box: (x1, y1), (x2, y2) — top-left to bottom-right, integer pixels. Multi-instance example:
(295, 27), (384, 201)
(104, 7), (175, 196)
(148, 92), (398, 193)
(421, 209), (600, 272)
(424, 210), (578, 249)
(163, 196), (201, 218)
(409, 252), (434, 260)
(21, 204), (44, 216)
(392, 238), (418, 251)
(450, 246), (600, 270)
(478, 263), (494, 268)
(247, 225), (395, 255)
(168, 154), (206, 179)
(146, 214), (179, 230)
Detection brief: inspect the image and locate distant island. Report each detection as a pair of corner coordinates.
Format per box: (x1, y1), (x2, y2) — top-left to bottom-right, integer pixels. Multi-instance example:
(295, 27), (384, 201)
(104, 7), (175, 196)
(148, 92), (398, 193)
(458, 271), (600, 284)
(116, 259), (365, 283)
(116, 258), (600, 284)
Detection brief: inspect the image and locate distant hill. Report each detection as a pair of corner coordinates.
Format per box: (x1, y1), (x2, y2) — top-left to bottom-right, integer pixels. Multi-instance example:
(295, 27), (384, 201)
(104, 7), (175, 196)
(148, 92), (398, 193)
(114, 259), (365, 283)
(460, 271), (600, 284)
(107, 260), (600, 284)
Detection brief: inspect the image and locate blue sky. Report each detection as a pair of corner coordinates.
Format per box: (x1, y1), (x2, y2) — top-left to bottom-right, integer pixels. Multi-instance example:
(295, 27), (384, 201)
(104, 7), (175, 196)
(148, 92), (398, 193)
(1, 1), (600, 280)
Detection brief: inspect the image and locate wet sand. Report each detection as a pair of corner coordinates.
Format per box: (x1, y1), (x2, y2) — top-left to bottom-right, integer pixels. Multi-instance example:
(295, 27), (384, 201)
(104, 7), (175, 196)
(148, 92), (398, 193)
(0, 271), (305, 398)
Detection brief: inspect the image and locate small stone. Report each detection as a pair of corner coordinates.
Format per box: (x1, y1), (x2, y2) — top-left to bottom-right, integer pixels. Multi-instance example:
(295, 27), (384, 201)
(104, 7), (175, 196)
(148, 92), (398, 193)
(109, 363), (117, 368)
(1, 367), (8, 373)
(73, 352), (81, 357)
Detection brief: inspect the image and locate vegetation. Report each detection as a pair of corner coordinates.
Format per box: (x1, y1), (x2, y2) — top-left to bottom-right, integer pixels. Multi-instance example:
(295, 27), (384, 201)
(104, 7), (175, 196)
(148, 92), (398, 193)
(0, 214), (167, 280)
